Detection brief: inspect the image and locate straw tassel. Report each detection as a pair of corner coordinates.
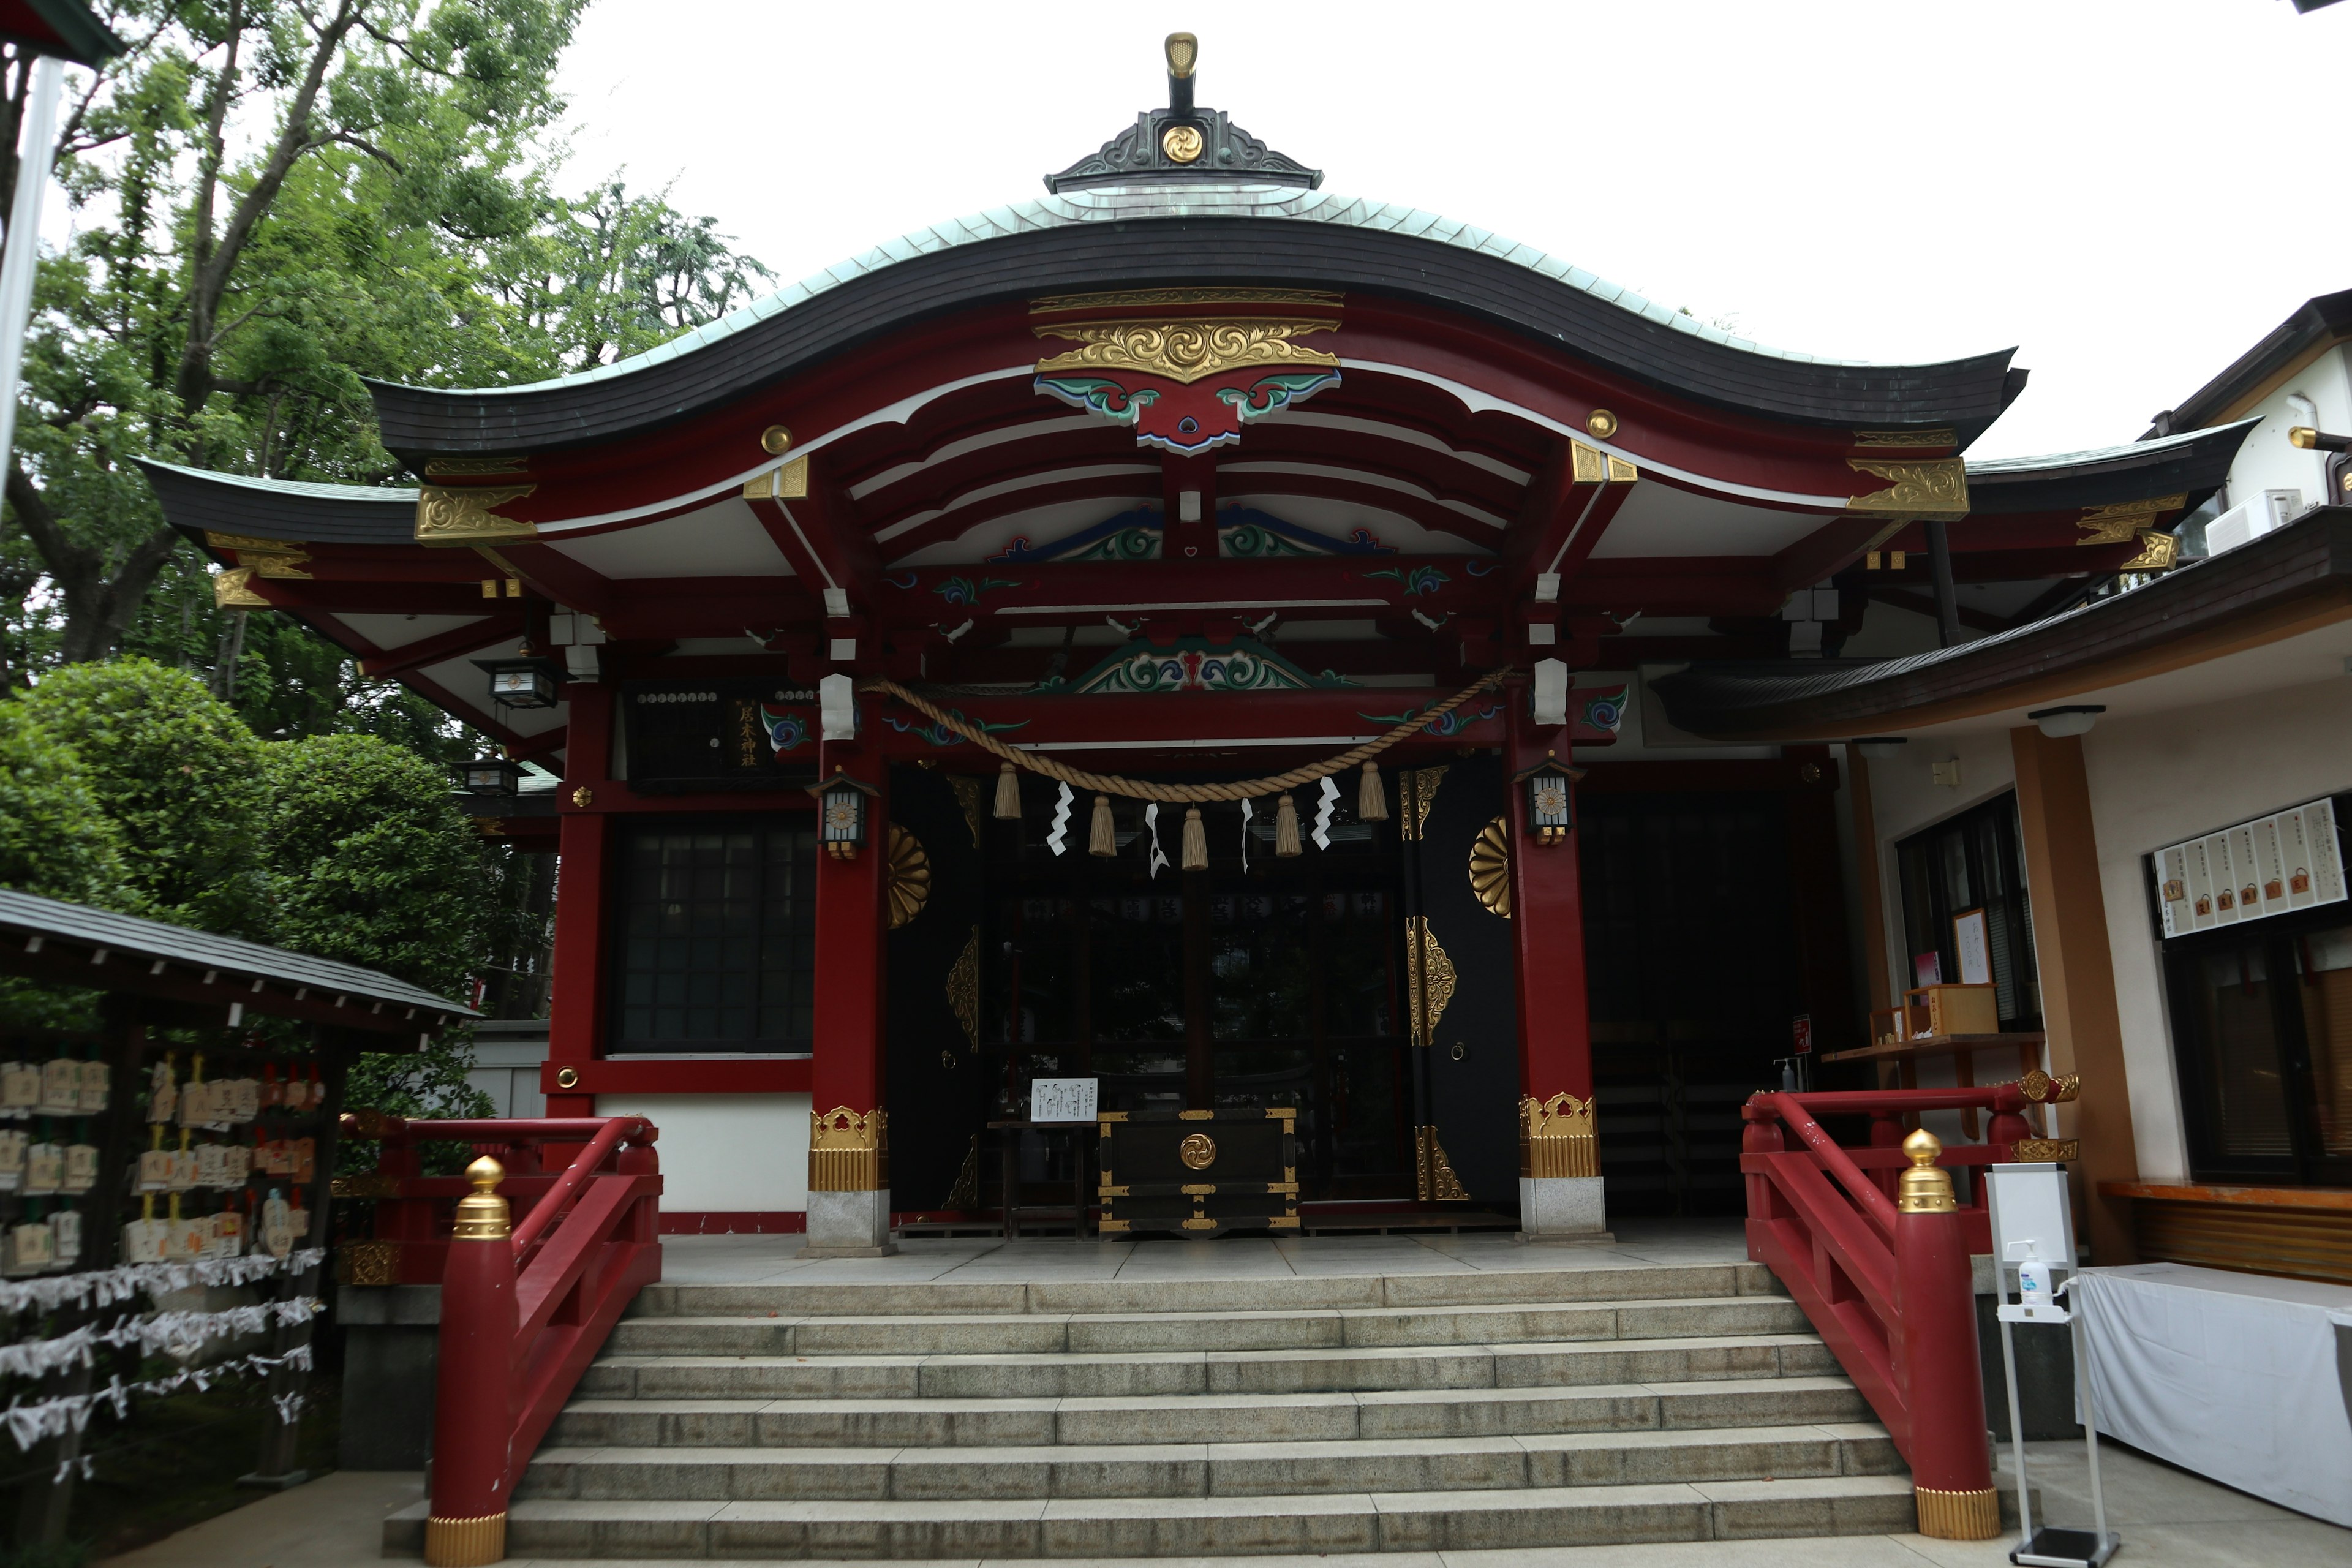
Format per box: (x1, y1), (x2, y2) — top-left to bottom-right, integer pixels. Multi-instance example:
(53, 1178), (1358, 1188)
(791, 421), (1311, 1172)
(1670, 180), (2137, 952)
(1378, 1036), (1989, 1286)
(1359, 762), (1389, 822)
(1275, 793), (1303, 858)
(1181, 807), (1208, 872)
(1088, 793), (1117, 858)
(993, 763), (1021, 820)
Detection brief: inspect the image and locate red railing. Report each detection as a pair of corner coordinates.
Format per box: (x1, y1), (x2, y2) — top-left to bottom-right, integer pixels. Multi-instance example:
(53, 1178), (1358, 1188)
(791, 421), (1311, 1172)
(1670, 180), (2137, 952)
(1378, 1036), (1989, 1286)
(342, 1115), (662, 1567)
(1741, 1087), (2034, 1542)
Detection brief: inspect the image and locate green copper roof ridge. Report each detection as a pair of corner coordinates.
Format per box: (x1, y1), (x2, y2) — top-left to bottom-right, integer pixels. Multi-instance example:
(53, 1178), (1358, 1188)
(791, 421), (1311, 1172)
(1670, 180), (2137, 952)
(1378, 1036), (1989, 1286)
(384, 182), (1942, 404)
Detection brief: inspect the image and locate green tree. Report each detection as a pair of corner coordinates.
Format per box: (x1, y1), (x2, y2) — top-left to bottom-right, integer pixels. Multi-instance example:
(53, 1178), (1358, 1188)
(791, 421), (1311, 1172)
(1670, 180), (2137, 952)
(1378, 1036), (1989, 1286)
(15, 657), (267, 933)
(0, 698), (129, 908)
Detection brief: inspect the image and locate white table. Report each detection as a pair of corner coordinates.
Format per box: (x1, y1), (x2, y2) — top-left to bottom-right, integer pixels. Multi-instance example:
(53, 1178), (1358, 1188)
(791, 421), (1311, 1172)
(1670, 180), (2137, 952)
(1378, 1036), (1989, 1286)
(2073, 1261), (2352, 1526)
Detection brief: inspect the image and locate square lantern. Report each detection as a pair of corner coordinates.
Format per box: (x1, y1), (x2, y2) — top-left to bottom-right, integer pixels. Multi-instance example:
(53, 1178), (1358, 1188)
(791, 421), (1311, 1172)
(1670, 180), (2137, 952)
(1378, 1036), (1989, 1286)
(808, 769), (880, 860)
(474, 657), (563, 710)
(1513, 753), (1576, 845)
(454, 756), (522, 796)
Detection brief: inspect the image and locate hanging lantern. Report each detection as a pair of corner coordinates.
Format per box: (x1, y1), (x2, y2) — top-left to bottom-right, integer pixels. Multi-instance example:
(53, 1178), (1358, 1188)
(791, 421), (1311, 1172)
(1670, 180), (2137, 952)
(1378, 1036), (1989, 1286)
(1513, 752), (1575, 845)
(808, 768), (880, 860)
(473, 657), (562, 711)
(453, 756), (522, 797)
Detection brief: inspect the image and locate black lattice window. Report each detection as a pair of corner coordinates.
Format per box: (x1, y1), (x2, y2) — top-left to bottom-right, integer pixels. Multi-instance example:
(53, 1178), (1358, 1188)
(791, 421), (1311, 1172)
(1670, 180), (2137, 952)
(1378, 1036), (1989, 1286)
(612, 824), (815, 1052)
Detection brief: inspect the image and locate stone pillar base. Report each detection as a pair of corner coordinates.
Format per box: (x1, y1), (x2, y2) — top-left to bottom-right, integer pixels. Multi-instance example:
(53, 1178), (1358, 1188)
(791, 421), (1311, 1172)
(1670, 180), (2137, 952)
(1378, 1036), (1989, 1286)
(800, 1188), (897, 1256)
(1516, 1175), (1611, 1243)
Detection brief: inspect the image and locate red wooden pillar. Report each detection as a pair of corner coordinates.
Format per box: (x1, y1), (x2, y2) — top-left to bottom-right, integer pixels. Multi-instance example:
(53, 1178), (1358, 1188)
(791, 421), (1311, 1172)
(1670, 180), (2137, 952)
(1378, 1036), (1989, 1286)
(805, 726), (894, 1255)
(1504, 700), (1607, 1238)
(545, 682), (616, 1121)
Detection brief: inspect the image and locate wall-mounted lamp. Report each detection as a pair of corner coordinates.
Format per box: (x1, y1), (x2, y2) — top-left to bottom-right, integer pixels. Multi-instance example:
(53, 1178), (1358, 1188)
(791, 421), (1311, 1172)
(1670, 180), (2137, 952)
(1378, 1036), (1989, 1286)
(810, 767), (879, 860)
(2027, 704), (2106, 739)
(1853, 737), (1907, 760)
(1512, 752), (1578, 845)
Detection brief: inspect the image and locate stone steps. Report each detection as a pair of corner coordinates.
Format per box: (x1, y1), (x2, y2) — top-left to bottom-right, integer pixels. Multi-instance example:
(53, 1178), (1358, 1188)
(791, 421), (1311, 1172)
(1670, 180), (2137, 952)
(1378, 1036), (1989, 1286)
(518, 1422), (1902, 1501)
(385, 1257), (1924, 1559)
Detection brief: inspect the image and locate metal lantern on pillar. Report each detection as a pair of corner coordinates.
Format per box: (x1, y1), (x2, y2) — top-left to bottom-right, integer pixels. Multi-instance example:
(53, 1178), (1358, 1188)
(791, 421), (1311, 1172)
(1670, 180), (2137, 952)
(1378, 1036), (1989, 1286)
(454, 756), (522, 796)
(1513, 752), (1575, 845)
(809, 768), (879, 861)
(473, 656), (562, 711)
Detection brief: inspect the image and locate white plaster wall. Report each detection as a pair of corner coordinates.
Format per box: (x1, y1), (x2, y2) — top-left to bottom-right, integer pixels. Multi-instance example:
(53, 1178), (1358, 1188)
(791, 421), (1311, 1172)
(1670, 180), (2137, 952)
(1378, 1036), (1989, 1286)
(2077, 676), (2352, 1180)
(595, 1093), (810, 1213)
(2212, 343), (2352, 515)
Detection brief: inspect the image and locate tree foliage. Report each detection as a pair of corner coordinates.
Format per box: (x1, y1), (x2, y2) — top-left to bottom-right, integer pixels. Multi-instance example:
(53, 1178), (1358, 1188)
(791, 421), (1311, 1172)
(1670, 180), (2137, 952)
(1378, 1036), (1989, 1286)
(0, 699), (127, 908)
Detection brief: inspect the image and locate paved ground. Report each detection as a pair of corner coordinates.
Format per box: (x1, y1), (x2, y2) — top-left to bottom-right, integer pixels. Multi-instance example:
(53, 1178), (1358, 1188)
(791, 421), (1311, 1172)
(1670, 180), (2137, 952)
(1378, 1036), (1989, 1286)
(97, 1230), (2352, 1565)
(94, 1437), (2351, 1566)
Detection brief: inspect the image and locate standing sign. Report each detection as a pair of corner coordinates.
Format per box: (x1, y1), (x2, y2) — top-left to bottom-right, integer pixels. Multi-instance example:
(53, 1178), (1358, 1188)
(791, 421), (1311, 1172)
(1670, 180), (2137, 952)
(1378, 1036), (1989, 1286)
(2156, 797), (2346, 937)
(1029, 1077), (1099, 1123)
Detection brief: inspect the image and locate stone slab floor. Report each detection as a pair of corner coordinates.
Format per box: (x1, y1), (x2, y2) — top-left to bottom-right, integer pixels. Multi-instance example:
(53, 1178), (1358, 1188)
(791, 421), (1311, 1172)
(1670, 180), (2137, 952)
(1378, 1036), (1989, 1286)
(94, 1229), (2352, 1566)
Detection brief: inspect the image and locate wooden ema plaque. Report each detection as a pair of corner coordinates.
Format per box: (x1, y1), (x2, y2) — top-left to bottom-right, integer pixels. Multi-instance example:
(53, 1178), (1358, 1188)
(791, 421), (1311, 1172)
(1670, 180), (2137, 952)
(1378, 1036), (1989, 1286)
(1097, 1109), (1298, 1237)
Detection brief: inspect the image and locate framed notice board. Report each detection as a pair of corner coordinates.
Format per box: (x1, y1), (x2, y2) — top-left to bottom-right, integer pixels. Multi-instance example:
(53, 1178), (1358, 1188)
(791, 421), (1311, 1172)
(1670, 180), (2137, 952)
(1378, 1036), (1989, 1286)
(620, 680), (820, 791)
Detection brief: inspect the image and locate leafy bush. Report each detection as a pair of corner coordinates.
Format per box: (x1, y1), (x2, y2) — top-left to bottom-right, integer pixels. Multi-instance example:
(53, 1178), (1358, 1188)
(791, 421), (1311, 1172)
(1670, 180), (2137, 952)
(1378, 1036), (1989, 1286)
(0, 699), (129, 908)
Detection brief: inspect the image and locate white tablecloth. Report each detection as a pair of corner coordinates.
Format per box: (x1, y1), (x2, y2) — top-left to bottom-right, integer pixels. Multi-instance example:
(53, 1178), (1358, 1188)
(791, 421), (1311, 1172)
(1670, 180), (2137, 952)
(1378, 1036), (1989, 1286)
(2073, 1262), (2352, 1526)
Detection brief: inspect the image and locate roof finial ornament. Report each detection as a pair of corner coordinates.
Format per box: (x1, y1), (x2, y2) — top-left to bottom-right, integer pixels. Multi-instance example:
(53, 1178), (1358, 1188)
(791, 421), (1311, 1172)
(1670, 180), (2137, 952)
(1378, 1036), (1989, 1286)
(1166, 32), (1197, 115)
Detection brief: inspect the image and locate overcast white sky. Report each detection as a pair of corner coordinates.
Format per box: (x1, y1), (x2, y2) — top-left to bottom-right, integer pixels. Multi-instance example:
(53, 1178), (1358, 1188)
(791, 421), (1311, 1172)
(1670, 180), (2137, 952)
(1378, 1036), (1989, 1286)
(550, 1), (2352, 459)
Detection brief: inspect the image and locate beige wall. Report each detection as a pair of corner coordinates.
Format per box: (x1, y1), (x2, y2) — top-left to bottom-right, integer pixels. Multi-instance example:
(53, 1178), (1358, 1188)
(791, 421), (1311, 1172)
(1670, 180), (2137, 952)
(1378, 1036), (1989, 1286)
(2076, 676), (2352, 1180)
(1853, 673), (2352, 1179)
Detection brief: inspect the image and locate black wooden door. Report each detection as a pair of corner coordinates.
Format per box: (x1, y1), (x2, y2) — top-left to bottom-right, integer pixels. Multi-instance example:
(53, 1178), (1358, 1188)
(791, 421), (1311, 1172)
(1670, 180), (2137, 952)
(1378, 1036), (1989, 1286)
(884, 765), (992, 1210)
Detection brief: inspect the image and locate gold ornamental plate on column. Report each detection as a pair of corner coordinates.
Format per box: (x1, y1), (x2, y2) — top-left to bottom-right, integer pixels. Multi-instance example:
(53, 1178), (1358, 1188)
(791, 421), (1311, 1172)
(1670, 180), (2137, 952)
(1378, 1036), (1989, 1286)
(1469, 816), (1512, 918)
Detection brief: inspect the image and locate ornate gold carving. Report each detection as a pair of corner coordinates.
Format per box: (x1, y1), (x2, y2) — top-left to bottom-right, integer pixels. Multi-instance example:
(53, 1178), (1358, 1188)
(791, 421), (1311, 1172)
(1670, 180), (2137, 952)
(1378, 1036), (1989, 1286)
(336, 1239), (399, 1286)
(1469, 816), (1513, 918)
(946, 925), (979, 1048)
(1178, 1133), (1218, 1170)
(2011, 1137), (2079, 1162)
(1035, 318), (1340, 385)
(330, 1172), (401, 1200)
(423, 1512), (508, 1567)
(1607, 454), (1638, 483)
(2076, 493), (2187, 545)
(1405, 917), (1458, 1048)
(1414, 1126), (1470, 1202)
(1853, 429), (1956, 450)
(886, 824), (931, 929)
(1571, 440), (1608, 484)
(2120, 529), (2181, 571)
(2018, 1069), (2080, 1104)
(1399, 765), (1447, 840)
(423, 456), (527, 477)
(1913, 1485), (2001, 1542)
(1845, 459), (1968, 520)
(415, 484), (537, 546)
(809, 1106), (889, 1192)
(949, 775), (984, 846)
(570, 787), (594, 809)
(942, 1135), (980, 1210)
(212, 567), (271, 609)
(1520, 1092), (1599, 1179)
(1031, 287), (1343, 315)
(203, 532), (312, 577)
(1161, 124), (1204, 162)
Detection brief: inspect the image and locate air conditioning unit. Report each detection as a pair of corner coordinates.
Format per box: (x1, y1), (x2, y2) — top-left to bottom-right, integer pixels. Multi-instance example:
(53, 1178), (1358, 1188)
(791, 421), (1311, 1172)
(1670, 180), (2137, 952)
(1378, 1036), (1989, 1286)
(2206, 488), (2304, 554)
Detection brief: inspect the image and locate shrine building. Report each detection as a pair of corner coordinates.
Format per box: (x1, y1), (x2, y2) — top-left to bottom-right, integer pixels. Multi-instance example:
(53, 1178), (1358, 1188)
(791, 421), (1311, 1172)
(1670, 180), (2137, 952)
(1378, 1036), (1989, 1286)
(143, 37), (2316, 1259)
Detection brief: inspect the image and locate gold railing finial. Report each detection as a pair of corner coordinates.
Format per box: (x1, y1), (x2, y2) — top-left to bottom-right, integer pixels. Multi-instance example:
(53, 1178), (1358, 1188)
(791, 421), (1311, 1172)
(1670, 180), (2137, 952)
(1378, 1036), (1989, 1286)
(1896, 1130), (1956, 1213)
(451, 1156), (510, 1240)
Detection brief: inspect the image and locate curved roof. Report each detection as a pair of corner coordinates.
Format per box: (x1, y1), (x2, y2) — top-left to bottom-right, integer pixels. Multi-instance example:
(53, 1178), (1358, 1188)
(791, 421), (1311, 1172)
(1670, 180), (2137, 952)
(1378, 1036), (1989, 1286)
(1962, 419), (2258, 513)
(368, 182), (2022, 458)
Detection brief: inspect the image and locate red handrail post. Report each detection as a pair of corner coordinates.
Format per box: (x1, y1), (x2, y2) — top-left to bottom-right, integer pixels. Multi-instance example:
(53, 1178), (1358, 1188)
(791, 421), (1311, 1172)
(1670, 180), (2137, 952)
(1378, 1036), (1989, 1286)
(425, 1157), (519, 1567)
(1893, 1129), (2000, 1540)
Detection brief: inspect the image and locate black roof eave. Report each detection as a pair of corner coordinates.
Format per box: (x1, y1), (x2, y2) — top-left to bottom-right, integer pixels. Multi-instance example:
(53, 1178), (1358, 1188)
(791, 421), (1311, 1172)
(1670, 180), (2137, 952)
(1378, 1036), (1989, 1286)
(1966, 420), (2260, 515)
(1651, 506), (2352, 739)
(365, 219), (2022, 461)
(0, 0), (126, 64)
(2158, 289), (2352, 434)
(136, 458), (415, 548)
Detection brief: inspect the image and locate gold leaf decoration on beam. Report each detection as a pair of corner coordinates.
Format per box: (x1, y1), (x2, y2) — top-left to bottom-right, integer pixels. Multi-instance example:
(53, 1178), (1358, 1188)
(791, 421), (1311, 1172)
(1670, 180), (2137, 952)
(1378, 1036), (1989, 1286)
(946, 925), (980, 1049)
(1034, 318), (1340, 385)
(1399, 765), (1447, 842)
(886, 824), (932, 930)
(1844, 459), (1968, 520)
(213, 567), (271, 609)
(743, 458), (809, 501)
(1853, 428), (1956, 449)
(2120, 530), (2181, 572)
(423, 456), (529, 477)
(2076, 493), (2188, 546)
(1469, 816), (1512, 918)
(202, 532), (314, 578)
(949, 775), (984, 848)
(1414, 1126), (1471, 1202)
(1404, 916), (1458, 1049)
(415, 484), (538, 546)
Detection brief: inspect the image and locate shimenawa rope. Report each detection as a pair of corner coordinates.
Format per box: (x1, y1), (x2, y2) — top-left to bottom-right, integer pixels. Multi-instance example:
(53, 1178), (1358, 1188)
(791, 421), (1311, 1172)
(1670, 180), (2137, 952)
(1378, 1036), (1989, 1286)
(857, 667), (1513, 804)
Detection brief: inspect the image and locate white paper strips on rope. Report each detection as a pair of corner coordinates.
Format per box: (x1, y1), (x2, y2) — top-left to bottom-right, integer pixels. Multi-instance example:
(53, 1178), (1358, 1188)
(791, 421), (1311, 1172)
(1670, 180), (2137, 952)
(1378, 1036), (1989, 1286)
(0, 1248), (323, 1317)
(1142, 803), (1170, 880)
(1239, 797), (1253, 872)
(0, 1297), (319, 1379)
(1, 1344), (315, 1452)
(1046, 781), (1074, 856)
(1311, 776), (1341, 851)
